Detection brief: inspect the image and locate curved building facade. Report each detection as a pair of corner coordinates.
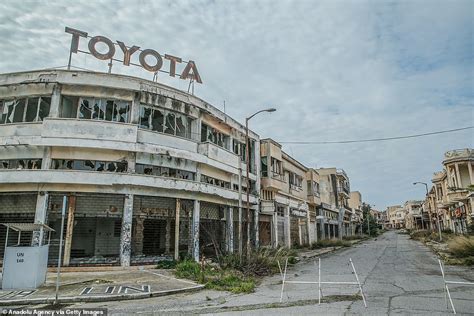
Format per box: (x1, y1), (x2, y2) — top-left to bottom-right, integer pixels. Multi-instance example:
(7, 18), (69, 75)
(0, 69), (260, 266)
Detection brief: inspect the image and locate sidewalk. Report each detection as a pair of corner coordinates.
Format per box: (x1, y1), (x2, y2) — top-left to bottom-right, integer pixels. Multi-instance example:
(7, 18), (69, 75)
(0, 267), (203, 305)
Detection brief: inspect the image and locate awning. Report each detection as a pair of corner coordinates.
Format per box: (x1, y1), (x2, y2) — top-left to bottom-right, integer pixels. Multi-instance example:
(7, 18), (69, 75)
(1, 223), (55, 232)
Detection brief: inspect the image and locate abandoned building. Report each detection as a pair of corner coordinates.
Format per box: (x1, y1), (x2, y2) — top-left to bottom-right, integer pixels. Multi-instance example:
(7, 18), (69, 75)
(0, 69), (261, 267)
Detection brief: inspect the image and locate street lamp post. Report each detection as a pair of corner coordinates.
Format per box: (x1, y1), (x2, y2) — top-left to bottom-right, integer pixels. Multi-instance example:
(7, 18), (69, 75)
(413, 182), (442, 241)
(245, 108), (276, 259)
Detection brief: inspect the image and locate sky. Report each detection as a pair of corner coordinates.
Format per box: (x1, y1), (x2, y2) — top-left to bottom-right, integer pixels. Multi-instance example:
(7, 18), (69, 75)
(0, 0), (472, 210)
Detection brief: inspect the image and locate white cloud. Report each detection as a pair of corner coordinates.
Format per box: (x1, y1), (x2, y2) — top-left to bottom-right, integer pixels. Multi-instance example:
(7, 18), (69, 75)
(0, 0), (472, 209)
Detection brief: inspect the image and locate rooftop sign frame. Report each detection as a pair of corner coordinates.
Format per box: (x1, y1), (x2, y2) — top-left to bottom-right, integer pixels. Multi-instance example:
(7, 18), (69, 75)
(65, 27), (202, 84)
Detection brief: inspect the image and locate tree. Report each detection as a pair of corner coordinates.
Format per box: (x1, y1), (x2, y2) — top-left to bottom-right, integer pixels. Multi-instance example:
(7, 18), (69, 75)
(361, 203), (378, 236)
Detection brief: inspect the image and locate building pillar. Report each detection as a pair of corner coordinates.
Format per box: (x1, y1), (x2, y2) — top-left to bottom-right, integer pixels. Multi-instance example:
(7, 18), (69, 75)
(165, 218), (171, 254)
(272, 211), (278, 248)
(174, 199), (181, 260)
(48, 84), (62, 118)
(63, 194), (76, 266)
(306, 208), (312, 244)
(226, 207), (234, 253)
(284, 206), (291, 248)
(192, 200), (200, 262)
(254, 206), (259, 248)
(120, 194), (133, 267)
(468, 163), (474, 185)
(32, 192), (49, 246)
(298, 218), (302, 245)
(455, 163), (463, 188)
(130, 92), (141, 124)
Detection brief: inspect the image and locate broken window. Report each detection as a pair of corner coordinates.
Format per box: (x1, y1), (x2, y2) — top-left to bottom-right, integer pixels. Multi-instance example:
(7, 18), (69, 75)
(164, 112), (175, 135)
(261, 156), (268, 177)
(175, 114), (187, 138)
(96, 161), (106, 172)
(0, 160), (9, 169)
(201, 123), (230, 149)
(92, 99), (105, 120)
(151, 109), (164, 132)
(38, 97), (51, 121)
(79, 98), (93, 119)
(139, 106), (151, 129)
(105, 100), (114, 121)
(12, 99), (26, 123)
(60, 96), (79, 118)
(2, 100), (15, 124)
(25, 98), (39, 122)
(115, 101), (129, 123)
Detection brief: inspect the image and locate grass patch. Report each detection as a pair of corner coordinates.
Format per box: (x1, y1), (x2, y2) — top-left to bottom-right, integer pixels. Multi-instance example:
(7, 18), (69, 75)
(311, 239), (351, 249)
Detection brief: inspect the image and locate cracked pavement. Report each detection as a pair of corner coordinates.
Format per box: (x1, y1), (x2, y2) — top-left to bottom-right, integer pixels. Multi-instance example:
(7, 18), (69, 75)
(40, 231), (473, 315)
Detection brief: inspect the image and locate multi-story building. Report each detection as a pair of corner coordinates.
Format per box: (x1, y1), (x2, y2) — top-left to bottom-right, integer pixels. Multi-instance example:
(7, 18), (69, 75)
(260, 139), (309, 248)
(348, 191), (363, 235)
(425, 149), (473, 234)
(317, 168), (352, 238)
(0, 69), (261, 266)
(403, 200), (424, 230)
(306, 168), (321, 243)
(386, 205), (405, 229)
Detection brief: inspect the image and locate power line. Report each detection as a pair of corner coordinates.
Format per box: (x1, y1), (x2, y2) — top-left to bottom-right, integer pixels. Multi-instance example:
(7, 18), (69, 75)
(278, 126), (474, 145)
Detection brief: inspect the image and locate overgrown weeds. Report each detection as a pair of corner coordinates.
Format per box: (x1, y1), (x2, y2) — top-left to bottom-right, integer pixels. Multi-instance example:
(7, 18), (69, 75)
(174, 247), (299, 293)
(447, 236), (474, 258)
(342, 235), (366, 241)
(155, 259), (177, 269)
(311, 239), (351, 249)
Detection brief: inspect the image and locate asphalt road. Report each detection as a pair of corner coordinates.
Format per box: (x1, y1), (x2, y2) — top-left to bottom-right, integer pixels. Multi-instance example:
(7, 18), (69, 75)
(68, 231), (474, 315)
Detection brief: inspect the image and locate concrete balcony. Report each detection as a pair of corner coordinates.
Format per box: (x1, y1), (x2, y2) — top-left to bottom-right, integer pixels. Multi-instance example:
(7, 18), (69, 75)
(198, 141), (239, 169)
(307, 194), (321, 206)
(0, 169), (257, 204)
(447, 189), (470, 203)
(261, 176), (285, 191)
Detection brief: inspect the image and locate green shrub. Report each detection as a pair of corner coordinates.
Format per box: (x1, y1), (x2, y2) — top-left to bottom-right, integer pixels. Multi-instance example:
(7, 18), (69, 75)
(156, 259), (177, 269)
(342, 235), (364, 241)
(448, 236), (474, 258)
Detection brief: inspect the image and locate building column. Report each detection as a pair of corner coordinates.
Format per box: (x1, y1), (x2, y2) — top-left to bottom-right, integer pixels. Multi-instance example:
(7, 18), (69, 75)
(130, 92), (141, 124)
(254, 206), (259, 248)
(307, 209), (312, 244)
(48, 84), (62, 118)
(284, 206), (291, 248)
(455, 163), (463, 188)
(272, 211), (278, 248)
(174, 199), (181, 260)
(226, 207), (234, 253)
(467, 163), (474, 185)
(298, 218), (303, 245)
(192, 200), (200, 262)
(63, 194), (76, 266)
(165, 218), (171, 254)
(120, 194), (133, 267)
(32, 192), (49, 246)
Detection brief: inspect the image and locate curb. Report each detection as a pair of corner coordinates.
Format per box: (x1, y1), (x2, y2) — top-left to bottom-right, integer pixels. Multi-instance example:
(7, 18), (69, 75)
(0, 284), (204, 306)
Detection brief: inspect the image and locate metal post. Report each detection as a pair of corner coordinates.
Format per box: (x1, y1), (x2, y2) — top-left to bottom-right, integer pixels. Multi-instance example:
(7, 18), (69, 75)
(350, 258), (367, 308)
(318, 257), (321, 305)
(279, 257), (288, 303)
(439, 259), (456, 314)
(55, 196), (67, 304)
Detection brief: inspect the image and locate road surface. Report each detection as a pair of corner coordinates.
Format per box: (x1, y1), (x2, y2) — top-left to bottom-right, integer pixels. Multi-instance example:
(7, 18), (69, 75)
(64, 231), (474, 315)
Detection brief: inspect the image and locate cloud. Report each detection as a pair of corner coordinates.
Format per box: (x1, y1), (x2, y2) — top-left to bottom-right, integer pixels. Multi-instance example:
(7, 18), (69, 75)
(0, 0), (472, 209)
